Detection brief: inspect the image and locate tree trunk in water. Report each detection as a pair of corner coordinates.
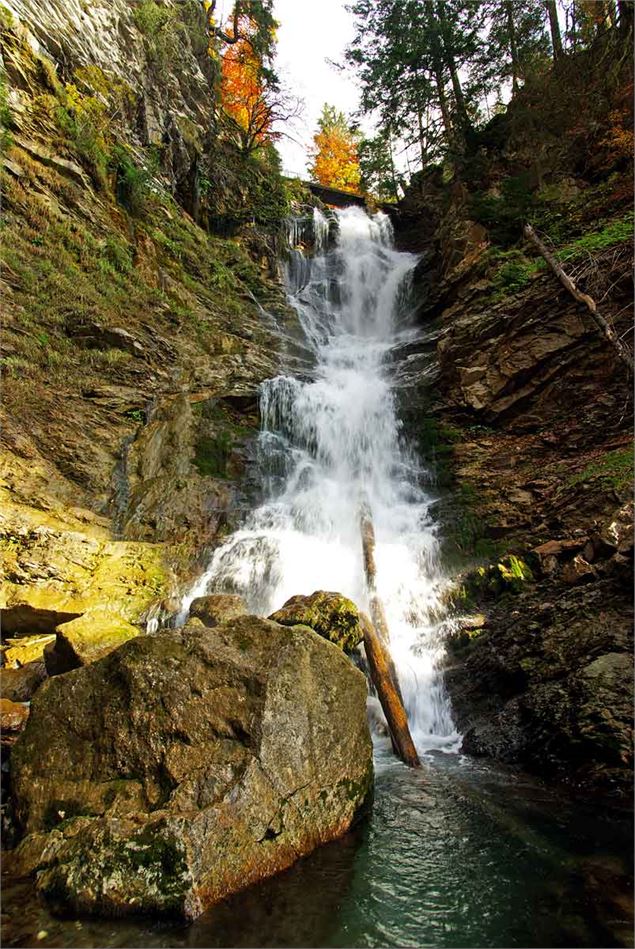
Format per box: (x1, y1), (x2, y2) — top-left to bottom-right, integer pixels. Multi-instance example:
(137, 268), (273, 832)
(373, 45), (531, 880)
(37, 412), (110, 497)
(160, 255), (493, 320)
(546, 0), (564, 58)
(523, 224), (634, 374)
(362, 615), (421, 769)
(505, 0), (521, 91)
(359, 500), (421, 769)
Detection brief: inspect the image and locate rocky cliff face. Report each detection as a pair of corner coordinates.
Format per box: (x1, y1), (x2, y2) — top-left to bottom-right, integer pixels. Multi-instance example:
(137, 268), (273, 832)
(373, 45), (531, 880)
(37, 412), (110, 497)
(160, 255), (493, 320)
(394, 52), (634, 799)
(0, 0), (298, 657)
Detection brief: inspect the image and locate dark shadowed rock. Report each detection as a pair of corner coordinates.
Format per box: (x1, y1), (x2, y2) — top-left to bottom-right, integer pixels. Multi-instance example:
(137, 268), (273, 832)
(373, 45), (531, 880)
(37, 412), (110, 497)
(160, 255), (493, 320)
(445, 577), (633, 799)
(10, 616), (373, 920)
(0, 662), (47, 703)
(189, 593), (246, 627)
(270, 591), (364, 653)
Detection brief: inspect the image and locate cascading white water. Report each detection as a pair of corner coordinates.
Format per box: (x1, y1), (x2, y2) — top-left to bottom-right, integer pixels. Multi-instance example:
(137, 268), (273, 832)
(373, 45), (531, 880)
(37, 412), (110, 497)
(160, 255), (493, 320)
(183, 206), (460, 754)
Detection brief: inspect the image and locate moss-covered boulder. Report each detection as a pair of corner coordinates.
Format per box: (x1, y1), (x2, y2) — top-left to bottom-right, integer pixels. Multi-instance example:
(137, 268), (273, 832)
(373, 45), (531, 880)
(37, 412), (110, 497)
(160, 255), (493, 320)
(44, 610), (141, 674)
(189, 593), (246, 627)
(10, 616), (373, 920)
(270, 591), (364, 653)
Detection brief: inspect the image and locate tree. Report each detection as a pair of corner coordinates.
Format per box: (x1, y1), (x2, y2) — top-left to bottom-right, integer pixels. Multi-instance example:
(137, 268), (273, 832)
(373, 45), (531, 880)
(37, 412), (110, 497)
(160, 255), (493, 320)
(217, 5), (300, 156)
(309, 105), (361, 192)
(346, 0), (486, 167)
(358, 131), (401, 201)
(480, 1), (550, 93)
(545, 0), (564, 58)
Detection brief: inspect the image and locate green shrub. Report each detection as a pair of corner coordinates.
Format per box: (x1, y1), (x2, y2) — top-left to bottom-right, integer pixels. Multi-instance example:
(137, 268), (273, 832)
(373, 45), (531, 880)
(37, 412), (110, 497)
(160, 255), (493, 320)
(133, 1), (182, 68)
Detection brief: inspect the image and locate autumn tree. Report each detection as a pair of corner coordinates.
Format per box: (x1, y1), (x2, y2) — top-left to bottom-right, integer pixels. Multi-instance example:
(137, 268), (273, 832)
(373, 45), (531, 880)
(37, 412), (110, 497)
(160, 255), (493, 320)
(309, 105), (361, 192)
(215, 2), (300, 156)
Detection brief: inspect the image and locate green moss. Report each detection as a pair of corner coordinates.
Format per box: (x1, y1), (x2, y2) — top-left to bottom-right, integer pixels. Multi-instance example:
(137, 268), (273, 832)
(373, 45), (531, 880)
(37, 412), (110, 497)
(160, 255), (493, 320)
(487, 211), (634, 299)
(110, 144), (154, 215)
(455, 555), (534, 608)
(133, 1), (183, 70)
(0, 68), (12, 155)
(567, 447), (633, 494)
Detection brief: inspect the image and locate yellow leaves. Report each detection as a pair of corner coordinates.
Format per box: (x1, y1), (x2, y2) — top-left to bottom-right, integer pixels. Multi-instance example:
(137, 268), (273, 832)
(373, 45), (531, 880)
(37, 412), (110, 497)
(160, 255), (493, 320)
(220, 15), (272, 146)
(310, 121), (361, 193)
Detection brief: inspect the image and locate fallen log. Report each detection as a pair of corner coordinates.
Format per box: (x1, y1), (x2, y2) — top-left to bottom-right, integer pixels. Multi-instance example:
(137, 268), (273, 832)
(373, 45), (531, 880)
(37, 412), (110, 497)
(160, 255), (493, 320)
(358, 496), (421, 769)
(523, 223), (634, 375)
(361, 614), (421, 769)
(359, 501), (392, 643)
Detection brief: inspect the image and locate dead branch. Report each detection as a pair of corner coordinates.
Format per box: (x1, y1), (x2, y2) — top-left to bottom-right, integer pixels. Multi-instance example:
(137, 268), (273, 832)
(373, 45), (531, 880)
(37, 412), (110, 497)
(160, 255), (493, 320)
(524, 223), (633, 375)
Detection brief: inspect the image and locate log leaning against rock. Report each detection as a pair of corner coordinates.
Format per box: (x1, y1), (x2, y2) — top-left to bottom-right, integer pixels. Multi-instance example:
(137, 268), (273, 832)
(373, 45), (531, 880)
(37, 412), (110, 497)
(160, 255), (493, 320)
(359, 499), (421, 769)
(523, 223), (634, 375)
(361, 615), (421, 769)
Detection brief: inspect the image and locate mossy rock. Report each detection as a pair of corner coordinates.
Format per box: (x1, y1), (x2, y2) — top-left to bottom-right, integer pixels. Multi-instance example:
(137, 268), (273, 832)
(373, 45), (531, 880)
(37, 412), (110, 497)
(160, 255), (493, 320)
(270, 591), (364, 653)
(47, 609), (141, 673)
(454, 555), (534, 607)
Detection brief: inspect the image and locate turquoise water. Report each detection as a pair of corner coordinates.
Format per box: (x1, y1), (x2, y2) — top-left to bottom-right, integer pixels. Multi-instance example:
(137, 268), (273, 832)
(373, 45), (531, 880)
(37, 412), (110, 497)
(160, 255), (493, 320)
(3, 745), (632, 948)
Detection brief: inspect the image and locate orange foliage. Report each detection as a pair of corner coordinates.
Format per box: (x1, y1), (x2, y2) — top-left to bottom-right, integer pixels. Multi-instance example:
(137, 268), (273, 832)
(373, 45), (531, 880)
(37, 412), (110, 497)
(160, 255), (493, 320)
(311, 125), (361, 193)
(220, 18), (272, 147)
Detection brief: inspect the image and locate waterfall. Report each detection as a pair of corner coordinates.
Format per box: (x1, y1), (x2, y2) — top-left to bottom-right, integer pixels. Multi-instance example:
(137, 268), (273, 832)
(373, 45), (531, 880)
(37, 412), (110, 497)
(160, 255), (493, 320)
(182, 206), (460, 755)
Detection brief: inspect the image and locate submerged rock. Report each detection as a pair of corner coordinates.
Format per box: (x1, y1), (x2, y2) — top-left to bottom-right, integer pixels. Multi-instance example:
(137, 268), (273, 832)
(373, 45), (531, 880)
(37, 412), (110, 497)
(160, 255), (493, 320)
(189, 593), (246, 627)
(10, 616), (372, 920)
(1, 635), (56, 669)
(270, 591), (364, 653)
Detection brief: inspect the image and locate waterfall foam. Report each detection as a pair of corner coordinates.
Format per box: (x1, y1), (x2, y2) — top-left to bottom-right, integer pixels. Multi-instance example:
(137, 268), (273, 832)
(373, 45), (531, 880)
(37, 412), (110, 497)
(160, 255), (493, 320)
(181, 205), (460, 755)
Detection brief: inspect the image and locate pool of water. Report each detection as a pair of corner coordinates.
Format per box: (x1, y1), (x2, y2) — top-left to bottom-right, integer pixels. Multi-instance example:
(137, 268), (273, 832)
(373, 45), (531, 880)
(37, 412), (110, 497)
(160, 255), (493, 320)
(3, 745), (632, 949)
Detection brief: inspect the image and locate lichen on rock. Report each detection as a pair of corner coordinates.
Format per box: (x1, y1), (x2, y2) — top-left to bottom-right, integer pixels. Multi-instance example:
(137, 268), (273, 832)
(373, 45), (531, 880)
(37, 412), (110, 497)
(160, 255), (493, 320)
(270, 591), (365, 653)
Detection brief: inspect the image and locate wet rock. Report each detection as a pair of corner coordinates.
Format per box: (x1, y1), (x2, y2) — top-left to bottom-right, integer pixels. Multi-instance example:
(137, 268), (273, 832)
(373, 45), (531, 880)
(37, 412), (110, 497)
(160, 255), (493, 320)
(45, 610), (141, 673)
(189, 594), (246, 627)
(0, 699), (29, 735)
(445, 578), (633, 798)
(457, 555), (534, 605)
(270, 591), (365, 653)
(11, 616), (372, 920)
(0, 662), (47, 703)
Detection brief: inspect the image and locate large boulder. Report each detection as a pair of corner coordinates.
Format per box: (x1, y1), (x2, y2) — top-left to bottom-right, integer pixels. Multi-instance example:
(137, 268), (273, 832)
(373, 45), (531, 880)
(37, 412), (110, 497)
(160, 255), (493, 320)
(270, 591), (364, 653)
(445, 577), (633, 798)
(10, 616), (372, 920)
